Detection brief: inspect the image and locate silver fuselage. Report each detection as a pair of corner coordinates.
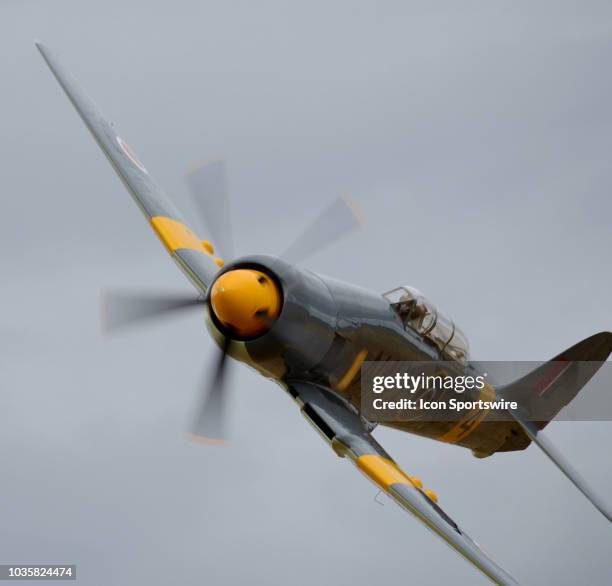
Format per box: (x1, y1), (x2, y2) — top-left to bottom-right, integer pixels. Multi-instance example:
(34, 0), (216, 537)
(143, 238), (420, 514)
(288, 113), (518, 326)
(206, 255), (528, 457)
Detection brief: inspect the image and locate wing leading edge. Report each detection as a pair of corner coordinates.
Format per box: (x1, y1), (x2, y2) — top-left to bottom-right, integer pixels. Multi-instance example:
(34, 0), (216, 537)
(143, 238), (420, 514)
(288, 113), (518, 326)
(286, 380), (519, 586)
(36, 42), (220, 293)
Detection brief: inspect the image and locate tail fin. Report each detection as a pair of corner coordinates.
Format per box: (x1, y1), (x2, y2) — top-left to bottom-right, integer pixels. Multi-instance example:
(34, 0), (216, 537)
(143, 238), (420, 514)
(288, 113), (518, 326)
(500, 331), (612, 522)
(500, 331), (612, 428)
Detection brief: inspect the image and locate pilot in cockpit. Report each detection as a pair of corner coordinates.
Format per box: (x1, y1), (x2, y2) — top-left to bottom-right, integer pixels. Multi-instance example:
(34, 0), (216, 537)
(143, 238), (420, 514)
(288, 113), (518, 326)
(385, 286), (469, 363)
(396, 294), (428, 330)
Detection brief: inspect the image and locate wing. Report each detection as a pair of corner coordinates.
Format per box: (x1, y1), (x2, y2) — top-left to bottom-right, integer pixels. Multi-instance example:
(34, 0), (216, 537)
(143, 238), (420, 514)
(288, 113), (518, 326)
(286, 381), (518, 586)
(36, 42), (221, 294)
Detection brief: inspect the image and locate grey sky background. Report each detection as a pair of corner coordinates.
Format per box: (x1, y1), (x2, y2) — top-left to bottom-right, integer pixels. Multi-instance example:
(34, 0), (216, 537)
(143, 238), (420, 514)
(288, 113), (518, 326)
(1, 1), (611, 584)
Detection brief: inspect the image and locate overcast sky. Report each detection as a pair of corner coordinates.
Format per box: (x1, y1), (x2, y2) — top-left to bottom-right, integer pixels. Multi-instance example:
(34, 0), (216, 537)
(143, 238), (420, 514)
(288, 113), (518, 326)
(1, 1), (611, 585)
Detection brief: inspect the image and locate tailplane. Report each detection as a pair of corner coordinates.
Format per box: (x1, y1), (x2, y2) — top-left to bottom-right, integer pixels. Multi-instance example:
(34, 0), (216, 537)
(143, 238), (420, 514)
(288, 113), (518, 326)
(499, 331), (612, 522)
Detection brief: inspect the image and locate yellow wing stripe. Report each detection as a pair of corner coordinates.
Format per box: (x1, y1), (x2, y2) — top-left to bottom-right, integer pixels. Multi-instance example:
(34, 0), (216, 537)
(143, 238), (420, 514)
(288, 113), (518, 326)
(357, 455), (439, 505)
(151, 216), (213, 256)
(357, 454), (414, 489)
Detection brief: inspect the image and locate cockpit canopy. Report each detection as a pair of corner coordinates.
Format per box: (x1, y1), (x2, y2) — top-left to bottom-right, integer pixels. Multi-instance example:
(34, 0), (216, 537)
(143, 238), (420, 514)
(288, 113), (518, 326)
(383, 286), (469, 364)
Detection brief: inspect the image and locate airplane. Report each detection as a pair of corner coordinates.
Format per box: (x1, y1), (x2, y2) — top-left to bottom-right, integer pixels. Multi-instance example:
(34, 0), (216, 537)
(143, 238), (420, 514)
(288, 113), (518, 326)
(36, 42), (612, 586)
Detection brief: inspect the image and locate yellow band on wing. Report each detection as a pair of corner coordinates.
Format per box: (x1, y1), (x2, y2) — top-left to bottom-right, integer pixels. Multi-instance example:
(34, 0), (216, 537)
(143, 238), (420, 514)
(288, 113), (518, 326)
(357, 454), (438, 502)
(357, 455), (413, 489)
(151, 216), (212, 256)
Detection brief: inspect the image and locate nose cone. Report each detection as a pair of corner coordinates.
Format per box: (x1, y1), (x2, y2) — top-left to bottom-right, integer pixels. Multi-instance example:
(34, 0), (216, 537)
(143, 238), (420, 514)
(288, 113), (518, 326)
(210, 269), (281, 338)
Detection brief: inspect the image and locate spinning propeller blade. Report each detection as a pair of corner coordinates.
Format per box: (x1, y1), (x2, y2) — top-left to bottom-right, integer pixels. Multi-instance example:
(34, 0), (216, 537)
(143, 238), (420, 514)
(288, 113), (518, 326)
(101, 289), (203, 334)
(188, 337), (232, 445)
(281, 194), (364, 264)
(186, 159), (235, 260)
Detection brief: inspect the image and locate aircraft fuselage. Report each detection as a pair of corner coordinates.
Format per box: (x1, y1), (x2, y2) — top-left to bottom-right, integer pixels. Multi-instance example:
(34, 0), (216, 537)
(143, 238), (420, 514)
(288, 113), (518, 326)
(206, 255), (529, 457)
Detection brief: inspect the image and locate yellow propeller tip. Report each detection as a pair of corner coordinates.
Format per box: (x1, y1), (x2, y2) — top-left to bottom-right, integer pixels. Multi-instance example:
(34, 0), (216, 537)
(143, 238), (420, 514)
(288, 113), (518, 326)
(341, 193), (366, 226)
(185, 433), (228, 447)
(185, 156), (225, 176)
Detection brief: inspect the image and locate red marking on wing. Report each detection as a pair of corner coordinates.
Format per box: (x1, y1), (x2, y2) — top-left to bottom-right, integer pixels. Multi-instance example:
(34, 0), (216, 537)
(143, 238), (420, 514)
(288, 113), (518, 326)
(117, 137), (148, 174)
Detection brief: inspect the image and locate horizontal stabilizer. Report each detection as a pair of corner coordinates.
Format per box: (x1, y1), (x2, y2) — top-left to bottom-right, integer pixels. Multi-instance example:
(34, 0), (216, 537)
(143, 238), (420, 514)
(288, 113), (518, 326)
(501, 331), (612, 522)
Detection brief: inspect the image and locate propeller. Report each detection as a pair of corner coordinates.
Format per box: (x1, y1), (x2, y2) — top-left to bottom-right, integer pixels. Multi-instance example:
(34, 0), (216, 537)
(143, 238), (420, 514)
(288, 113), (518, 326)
(101, 288), (235, 444)
(186, 159), (234, 260)
(103, 160), (365, 445)
(187, 337), (233, 445)
(186, 160), (364, 265)
(281, 194), (365, 264)
(101, 289), (204, 334)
